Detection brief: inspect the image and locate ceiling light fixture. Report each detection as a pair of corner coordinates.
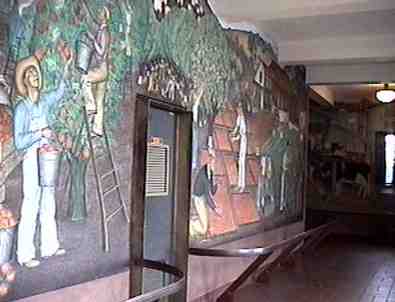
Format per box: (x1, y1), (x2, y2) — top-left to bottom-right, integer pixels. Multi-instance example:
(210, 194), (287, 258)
(376, 84), (395, 103)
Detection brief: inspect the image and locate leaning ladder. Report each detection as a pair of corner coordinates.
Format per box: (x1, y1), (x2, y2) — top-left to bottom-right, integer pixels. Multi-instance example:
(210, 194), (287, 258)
(82, 106), (130, 252)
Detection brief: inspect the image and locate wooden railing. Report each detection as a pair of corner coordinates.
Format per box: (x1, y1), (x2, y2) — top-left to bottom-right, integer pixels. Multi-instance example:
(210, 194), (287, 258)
(124, 260), (185, 302)
(189, 222), (338, 302)
(120, 222), (337, 302)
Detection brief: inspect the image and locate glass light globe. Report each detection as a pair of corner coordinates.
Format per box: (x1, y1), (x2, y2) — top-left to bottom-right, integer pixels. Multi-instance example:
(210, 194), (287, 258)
(376, 84), (395, 103)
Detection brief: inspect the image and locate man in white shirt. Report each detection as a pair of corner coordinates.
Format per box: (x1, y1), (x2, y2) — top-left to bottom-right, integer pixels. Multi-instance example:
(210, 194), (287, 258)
(231, 103), (248, 192)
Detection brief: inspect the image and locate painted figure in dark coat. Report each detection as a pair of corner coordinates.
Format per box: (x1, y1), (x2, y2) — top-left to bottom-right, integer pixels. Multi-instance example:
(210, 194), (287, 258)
(190, 156), (221, 237)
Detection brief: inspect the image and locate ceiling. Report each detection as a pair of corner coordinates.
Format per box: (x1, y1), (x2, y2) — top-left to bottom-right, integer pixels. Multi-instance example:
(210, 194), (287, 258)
(209, 0), (395, 106)
(209, 0), (395, 21)
(209, 0), (395, 64)
(257, 10), (395, 42)
(311, 84), (392, 105)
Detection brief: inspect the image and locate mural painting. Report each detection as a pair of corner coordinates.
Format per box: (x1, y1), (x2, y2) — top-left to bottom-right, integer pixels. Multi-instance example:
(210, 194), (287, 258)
(188, 31), (307, 241)
(308, 103), (370, 209)
(0, 0), (307, 300)
(0, 1), (132, 300)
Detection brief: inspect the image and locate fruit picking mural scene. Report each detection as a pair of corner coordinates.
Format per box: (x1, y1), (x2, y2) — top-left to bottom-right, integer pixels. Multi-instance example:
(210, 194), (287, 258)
(0, 0), (133, 299)
(0, 0), (307, 300)
(188, 30), (307, 241)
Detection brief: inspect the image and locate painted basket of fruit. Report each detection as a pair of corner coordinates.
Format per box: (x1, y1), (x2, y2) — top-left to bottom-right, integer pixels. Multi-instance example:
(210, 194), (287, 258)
(0, 105), (12, 147)
(0, 207), (17, 265)
(0, 262), (16, 298)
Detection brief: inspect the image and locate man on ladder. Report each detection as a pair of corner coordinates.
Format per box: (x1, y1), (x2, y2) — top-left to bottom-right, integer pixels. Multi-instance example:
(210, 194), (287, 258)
(78, 5), (129, 252)
(81, 5), (111, 137)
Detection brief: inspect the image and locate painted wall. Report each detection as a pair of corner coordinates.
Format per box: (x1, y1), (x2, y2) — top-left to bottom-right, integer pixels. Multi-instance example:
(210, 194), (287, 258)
(0, 0), (307, 300)
(187, 221), (304, 301)
(368, 103), (395, 187)
(12, 221), (304, 302)
(308, 104), (370, 209)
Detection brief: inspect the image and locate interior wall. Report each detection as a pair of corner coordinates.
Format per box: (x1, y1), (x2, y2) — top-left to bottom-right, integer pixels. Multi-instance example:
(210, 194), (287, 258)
(367, 103), (395, 186)
(188, 221), (304, 302)
(308, 103), (369, 209)
(0, 0), (308, 300)
(13, 221), (304, 302)
(14, 272), (129, 302)
(310, 107), (367, 155)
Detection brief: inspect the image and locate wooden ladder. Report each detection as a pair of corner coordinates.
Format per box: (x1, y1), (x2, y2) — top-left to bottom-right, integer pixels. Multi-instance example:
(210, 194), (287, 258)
(83, 106), (130, 252)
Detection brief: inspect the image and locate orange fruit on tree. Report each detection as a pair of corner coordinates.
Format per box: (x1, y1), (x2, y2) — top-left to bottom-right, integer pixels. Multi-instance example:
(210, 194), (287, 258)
(0, 282), (10, 297)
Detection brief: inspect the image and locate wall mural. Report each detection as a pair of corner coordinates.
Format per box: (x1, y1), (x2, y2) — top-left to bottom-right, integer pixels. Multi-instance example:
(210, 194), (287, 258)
(308, 105), (370, 209)
(188, 31), (307, 241)
(0, 0), (307, 300)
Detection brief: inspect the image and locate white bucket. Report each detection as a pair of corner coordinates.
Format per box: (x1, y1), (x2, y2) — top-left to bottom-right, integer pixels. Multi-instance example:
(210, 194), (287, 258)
(0, 76), (10, 107)
(38, 147), (60, 187)
(76, 35), (93, 74)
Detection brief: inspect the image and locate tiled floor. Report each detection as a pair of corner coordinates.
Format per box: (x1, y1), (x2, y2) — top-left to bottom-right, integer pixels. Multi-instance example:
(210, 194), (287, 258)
(233, 236), (395, 302)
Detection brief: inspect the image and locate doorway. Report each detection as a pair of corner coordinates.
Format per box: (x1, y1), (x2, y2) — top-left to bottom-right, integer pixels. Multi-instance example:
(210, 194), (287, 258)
(129, 95), (192, 302)
(143, 107), (176, 294)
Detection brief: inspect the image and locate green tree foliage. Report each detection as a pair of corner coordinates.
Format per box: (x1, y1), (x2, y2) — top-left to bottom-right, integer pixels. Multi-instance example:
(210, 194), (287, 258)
(188, 13), (236, 117)
(12, 0), (257, 142)
(26, 0), (135, 153)
(10, 0), (245, 219)
(137, 1), (237, 118)
(16, 0), (137, 220)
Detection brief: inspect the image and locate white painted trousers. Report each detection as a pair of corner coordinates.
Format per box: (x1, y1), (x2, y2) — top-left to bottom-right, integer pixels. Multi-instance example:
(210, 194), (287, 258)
(238, 134), (247, 191)
(17, 147), (60, 264)
(280, 172), (286, 211)
(190, 195), (209, 236)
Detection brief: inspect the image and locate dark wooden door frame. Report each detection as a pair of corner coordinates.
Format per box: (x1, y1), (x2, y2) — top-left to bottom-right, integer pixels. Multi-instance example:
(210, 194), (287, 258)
(375, 131), (387, 185)
(129, 94), (192, 302)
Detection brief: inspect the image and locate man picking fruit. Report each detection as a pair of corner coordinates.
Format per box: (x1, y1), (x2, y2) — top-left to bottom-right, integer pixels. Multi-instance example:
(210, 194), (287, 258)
(13, 47), (72, 268)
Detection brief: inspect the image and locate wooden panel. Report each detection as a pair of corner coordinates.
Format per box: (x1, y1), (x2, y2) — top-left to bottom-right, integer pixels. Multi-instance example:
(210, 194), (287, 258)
(214, 114), (226, 127)
(375, 132), (386, 185)
(200, 150), (226, 176)
(246, 159), (257, 186)
(248, 159), (260, 185)
(132, 94), (191, 302)
(129, 96), (149, 298)
(207, 175), (238, 236)
(171, 111), (193, 302)
(221, 109), (237, 129)
(223, 155), (238, 187)
(232, 192), (259, 226)
(214, 127), (233, 152)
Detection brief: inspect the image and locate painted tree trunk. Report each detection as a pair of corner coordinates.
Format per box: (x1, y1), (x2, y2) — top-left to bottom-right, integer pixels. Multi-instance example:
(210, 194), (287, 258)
(67, 156), (88, 222)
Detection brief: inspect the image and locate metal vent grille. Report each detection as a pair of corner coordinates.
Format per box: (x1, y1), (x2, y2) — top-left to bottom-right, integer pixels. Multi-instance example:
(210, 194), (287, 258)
(145, 143), (170, 197)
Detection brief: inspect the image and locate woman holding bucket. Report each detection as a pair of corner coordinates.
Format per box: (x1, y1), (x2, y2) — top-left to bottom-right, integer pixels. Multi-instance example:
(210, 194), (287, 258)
(80, 6), (111, 137)
(13, 48), (72, 268)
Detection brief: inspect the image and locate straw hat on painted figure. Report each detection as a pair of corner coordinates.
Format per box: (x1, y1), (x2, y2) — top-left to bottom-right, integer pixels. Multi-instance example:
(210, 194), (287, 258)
(15, 55), (42, 98)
